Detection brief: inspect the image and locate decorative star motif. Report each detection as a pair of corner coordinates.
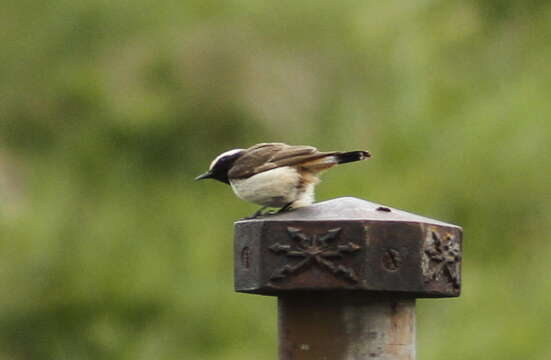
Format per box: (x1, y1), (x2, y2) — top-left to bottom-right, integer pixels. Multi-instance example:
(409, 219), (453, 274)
(269, 227), (361, 283)
(423, 230), (461, 289)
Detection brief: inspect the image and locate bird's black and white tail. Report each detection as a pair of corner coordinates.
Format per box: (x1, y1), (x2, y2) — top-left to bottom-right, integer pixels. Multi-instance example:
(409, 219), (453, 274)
(335, 151), (371, 164)
(299, 150), (371, 172)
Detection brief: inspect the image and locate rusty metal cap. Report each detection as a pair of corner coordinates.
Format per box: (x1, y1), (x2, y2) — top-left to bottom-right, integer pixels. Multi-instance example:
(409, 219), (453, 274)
(234, 197), (462, 298)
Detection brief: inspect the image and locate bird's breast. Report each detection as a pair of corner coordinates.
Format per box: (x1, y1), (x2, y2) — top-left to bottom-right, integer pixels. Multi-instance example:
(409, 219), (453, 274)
(229, 167), (301, 207)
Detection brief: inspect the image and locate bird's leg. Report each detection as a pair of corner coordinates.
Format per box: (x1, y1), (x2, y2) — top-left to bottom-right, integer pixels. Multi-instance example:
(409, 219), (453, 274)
(243, 206), (269, 219)
(241, 203), (293, 220)
(276, 202), (294, 214)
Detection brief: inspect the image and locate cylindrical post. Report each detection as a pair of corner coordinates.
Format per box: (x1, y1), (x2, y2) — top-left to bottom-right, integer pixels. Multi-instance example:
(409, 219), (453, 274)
(278, 293), (415, 360)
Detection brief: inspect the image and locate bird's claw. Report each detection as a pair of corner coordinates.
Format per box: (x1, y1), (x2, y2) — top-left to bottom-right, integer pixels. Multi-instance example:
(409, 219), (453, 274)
(240, 206), (270, 220)
(276, 202), (294, 214)
(241, 206), (289, 220)
(240, 202), (297, 220)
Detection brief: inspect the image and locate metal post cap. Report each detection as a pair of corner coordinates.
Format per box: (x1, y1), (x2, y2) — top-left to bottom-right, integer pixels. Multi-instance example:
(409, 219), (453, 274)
(234, 197), (462, 298)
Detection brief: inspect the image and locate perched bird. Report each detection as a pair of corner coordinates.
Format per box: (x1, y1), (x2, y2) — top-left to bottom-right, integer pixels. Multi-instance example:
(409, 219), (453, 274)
(195, 142), (371, 217)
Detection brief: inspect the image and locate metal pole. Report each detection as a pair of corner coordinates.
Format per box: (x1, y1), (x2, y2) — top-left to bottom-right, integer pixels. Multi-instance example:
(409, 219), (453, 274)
(278, 293), (415, 360)
(234, 197), (462, 360)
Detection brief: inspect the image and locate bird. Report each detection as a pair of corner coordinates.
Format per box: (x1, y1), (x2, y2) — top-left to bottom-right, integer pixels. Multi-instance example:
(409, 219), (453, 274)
(195, 142), (371, 218)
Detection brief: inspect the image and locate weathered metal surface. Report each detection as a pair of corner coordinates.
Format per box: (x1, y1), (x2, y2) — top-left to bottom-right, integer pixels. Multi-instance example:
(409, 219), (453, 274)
(234, 197), (462, 298)
(422, 227), (462, 292)
(278, 293), (415, 360)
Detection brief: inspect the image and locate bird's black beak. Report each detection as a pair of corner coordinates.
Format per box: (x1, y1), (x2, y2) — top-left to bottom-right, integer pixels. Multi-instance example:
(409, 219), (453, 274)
(195, 171), (213, 181)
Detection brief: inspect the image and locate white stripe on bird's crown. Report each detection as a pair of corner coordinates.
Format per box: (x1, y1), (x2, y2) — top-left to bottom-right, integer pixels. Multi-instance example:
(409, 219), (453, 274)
(209, 148), (244, 170)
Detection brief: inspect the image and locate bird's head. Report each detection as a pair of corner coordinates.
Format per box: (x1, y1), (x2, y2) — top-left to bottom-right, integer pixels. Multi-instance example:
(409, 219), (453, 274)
(195, 148), (245, 184)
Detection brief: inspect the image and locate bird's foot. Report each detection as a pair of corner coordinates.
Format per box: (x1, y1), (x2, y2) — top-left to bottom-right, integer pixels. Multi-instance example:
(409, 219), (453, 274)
(240, 203), (295, 220)
(276, 202), (294, 214)
(241, 206), (270, 220)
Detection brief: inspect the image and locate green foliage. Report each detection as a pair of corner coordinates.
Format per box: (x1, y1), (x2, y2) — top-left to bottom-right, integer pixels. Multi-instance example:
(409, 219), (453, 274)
(1, 0), (550, 359)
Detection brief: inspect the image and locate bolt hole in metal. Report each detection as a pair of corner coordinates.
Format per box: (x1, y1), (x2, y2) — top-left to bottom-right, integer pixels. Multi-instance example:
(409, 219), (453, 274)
(241, 246), (251, 269)
(382, 248), (402, 271)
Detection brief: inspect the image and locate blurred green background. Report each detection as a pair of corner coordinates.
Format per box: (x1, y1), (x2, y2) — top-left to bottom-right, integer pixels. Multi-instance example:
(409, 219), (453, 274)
(1, 0), (550, 359)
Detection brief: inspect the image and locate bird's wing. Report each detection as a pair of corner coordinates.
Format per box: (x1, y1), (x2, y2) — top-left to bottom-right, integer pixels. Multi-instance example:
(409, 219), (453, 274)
(228, 143), (335, 179)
